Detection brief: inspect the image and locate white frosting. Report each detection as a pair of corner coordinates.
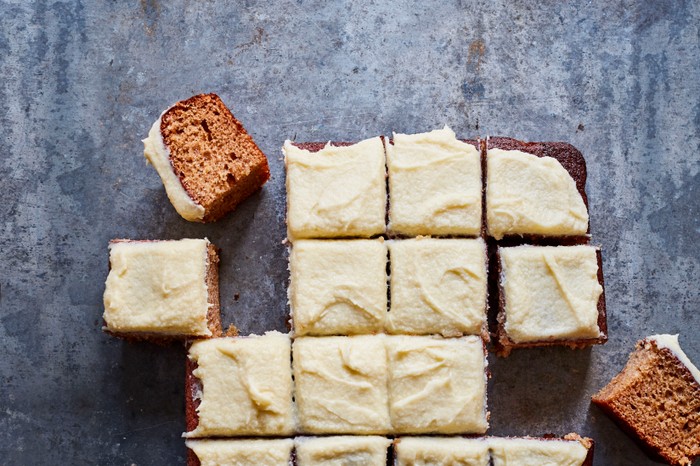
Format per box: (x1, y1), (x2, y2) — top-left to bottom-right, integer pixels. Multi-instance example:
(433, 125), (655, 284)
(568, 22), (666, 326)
(386, 335), (488, 434)
(387, 238), (487, 337)
(394, 437), (490, 466)
(186, 439), (293, 466)
(649, 334), (700, 384)
(387, 126), (482, 236)
(289, 239), (387, 336)
(295, 436), (390, 466)
(284, 137), (387, 240)
(293, 336), (391, 434)
(143, 115), (205, 222)
(186, 333), (295, 437)
(486, 148), (588, 239)
(488, 437), (588, 466)
(103, 239), (212, 336)
(501, 245), (603, 343)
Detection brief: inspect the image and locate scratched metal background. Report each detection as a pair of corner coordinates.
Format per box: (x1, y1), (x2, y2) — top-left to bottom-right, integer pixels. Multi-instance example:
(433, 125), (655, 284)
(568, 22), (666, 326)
(1, 1), (698, 465)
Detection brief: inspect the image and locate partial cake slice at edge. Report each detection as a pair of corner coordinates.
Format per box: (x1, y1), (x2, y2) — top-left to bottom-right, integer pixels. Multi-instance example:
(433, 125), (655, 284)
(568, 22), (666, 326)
(592, 334), (700, 466)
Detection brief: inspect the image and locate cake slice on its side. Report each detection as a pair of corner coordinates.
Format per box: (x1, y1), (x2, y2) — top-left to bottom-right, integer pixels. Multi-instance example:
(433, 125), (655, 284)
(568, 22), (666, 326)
(485, 137), (590, 241)
(185, 439), (293, 466)
(495, 244), (607, 356)
(283, 138), (387, 240)
(592, 334), (700, 466)
(102, 238), (221, 340)
(185, 333), (295, 438)
(295, 436), (390, 466)
(143, 93), (270, 222)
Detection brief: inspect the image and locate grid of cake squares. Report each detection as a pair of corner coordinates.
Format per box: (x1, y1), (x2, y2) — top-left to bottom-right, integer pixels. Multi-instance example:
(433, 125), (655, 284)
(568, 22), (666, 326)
(102, 127), (604, 465)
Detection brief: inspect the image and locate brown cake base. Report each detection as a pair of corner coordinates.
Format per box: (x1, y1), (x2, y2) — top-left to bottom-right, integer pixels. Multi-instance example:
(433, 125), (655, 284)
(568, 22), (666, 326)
(494, 246), (608, 357)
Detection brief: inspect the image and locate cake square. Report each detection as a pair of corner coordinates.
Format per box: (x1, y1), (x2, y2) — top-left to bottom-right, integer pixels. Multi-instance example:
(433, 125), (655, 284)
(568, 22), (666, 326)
(386, 335), (488, 434)
(393, 437), (490, 466)
(293, 336), (390, 434)
(185, 439), (293, 466)
(488, 435), (593, 466)
(485, 137), (589, 240)
(289, 239), (388, 336)
(496, 245), (607, 356)
(592, 335), (700, 466)
(386, 238), (487, 337)
(185, 332), (295, 437)
(295, 436), (390, 466)
(387, 127), (482, 236)
(143, 93), (270, 222)
(103, 238), (221, 339)
(284, 137), (386, 239)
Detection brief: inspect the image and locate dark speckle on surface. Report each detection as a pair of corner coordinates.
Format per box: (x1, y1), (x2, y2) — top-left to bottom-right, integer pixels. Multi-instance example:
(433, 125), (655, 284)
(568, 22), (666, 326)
(1, 1), (699, 465)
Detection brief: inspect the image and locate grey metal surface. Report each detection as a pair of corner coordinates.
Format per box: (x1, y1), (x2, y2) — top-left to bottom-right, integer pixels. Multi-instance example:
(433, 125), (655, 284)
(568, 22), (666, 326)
(0, 1), (698, 464)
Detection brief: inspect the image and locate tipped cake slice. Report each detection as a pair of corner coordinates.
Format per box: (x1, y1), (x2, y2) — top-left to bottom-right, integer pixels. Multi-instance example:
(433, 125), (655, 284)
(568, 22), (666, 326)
(592, 334), (700, 465)
(143, 93), (270, 222)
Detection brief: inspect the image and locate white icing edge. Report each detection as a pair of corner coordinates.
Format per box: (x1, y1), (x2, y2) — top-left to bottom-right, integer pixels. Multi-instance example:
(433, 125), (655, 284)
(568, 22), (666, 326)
(143, 114), (205, 221)
(648, 334), (700, 384)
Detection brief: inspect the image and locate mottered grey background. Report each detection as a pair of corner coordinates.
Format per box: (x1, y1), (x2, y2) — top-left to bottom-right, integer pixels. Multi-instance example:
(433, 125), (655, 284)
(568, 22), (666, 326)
(1, 1), (698, 465)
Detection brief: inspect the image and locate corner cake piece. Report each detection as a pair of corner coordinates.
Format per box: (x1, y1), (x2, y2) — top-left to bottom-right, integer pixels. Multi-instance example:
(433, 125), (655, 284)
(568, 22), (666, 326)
(386, 237), (488, 338)
(185, 332), (295, 438)
(592, 334), (700, 465)
(289, 239), (388, 336)
(103, 238), (221, 339)
(386, 335), (489, 434)
(293, 335), (391, 434)
(486, 137), (589, 240)
(283, 137), (386, 240)
(393, 437), (490, 466)
(143, 93), (270, 222)
(386, 127), (482, 237)
(185, 439), (293, 466)
(295, 436), (391, 466)
(488, 434), (594, 466)
(496, 245), (607, 356)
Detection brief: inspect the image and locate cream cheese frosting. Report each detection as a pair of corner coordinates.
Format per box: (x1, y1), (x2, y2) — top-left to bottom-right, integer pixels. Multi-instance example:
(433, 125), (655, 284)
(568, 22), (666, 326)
(387, 126), (482, 236)
(186, 332), (295, 437)
(103, 239), (212, 336)
(488, 437), (589, 466)
(486, 148), (588, 240)
(649, 334), (700, 384)
(186, 439), (294, 466)
(284, 137), (386, 239)
(289, 239), (387, 336)
(387, 238), (487, 337)
(394, 437), (490, 466)
(293, 335), (391, 434)
(500, 245), (603, 343)
(386, 335), (488, 434)
(295, 436), (390, 466)
(143, 115), (205, 222)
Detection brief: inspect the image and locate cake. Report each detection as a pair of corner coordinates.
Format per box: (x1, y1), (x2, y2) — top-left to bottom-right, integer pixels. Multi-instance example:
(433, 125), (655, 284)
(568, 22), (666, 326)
(393, 437), (490, 466)
(289, 239), (388, 336)
(488, 434), (594, 466)
(386, 335), (489, 434)
(185, 332), (295, 437)
(283, 137), (386, 240)
(496, 244), (607, 356)
(386, 127), (482, 236)
(292, 335), (391, 434)
(295, 436), (390, 466)
(102, 238), (221, 339)
(185, 439), (293, 466)
(485, 137), (589, 240)
(592, 334), (700, 465)
(143, 93), (270, 222)
(386, 237), (488, 337)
